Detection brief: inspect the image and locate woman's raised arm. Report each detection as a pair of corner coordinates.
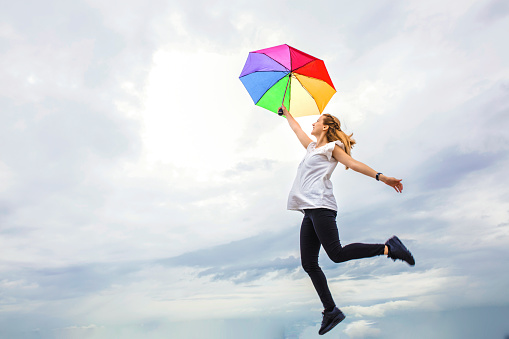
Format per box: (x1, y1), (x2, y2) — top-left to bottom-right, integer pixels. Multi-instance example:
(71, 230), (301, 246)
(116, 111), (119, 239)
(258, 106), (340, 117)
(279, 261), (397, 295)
(280, 105), (313, 149)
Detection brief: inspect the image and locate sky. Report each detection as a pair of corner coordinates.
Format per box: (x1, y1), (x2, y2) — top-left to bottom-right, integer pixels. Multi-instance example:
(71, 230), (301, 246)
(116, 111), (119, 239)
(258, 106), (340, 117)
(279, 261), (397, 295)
(1, 0), (509, 338)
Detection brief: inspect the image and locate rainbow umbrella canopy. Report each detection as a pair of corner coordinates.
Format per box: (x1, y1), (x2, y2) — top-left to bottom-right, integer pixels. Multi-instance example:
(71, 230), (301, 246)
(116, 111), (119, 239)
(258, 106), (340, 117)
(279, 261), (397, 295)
(239, 44), (336, 117)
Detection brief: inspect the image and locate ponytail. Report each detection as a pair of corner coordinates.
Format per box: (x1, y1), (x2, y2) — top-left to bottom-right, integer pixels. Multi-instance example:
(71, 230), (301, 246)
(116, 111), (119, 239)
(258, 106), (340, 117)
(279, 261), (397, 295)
(322, 114), (356, 169)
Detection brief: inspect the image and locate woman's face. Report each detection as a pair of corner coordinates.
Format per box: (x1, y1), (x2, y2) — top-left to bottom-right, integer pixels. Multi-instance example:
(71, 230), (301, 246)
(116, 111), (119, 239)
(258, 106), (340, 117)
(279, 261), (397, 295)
(311, 116), (326, 136)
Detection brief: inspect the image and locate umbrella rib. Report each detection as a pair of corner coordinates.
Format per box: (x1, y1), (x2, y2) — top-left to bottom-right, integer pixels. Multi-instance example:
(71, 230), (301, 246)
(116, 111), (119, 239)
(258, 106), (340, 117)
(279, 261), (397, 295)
(238, 70), (284, 81)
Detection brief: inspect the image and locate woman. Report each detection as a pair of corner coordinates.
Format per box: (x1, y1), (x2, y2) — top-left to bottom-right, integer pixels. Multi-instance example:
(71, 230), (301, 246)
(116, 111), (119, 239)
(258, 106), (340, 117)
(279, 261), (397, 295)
(280, 105), (414, 336)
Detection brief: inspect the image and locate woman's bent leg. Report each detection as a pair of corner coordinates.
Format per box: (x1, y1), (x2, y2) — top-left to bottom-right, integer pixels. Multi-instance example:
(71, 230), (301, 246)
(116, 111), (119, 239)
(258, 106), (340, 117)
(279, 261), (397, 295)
(308, 208), (385, 263)
(300, 212), (336, 311)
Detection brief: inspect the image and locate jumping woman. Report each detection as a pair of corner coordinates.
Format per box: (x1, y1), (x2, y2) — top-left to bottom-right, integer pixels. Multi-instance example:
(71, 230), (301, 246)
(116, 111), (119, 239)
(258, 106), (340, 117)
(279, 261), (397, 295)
(280, 105), (415, 335)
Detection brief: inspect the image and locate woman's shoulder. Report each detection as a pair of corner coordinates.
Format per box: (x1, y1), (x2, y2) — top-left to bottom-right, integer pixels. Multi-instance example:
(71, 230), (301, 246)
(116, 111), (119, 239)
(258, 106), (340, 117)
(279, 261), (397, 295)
(320, 140), (344, 149)
(316, 140), (344, 161)
(330, 140), (345, 150)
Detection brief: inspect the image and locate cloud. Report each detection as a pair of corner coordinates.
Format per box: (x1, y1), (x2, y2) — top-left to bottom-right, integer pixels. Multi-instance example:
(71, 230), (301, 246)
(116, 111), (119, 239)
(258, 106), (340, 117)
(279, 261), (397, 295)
(58, 324), (103, 331)
(475, 0), (509, 23)
(160, 227), (301, 283)
(343, 320), (381, 338)
(197, 256), (300, 283)
(343, 300), (418, 318)
(417, 147), (506, 190)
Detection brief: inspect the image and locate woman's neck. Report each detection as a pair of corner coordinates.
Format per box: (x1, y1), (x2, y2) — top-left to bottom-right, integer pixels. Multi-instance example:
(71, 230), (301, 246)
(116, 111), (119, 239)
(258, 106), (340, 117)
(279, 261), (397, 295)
(315, 134), (329, 148)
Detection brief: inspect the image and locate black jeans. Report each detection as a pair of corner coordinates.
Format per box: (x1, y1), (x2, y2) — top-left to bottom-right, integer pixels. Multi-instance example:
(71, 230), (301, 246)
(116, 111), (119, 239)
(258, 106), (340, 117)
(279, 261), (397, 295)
(300, 208), (385, 311)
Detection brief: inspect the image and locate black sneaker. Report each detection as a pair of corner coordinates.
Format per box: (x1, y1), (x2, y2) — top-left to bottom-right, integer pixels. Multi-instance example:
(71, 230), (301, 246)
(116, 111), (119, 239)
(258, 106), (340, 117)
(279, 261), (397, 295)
(318, 306), (345, 335)
(386, 235), (415, 266)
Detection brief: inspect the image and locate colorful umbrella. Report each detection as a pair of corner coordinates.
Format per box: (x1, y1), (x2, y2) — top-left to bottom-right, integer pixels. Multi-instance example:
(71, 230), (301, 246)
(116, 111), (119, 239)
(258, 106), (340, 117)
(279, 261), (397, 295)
(239, 44), (336, 117)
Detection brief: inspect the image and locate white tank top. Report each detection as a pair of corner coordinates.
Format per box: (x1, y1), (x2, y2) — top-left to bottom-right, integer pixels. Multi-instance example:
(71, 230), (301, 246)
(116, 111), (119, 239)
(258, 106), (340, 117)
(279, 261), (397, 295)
(287, 140), (345, 213)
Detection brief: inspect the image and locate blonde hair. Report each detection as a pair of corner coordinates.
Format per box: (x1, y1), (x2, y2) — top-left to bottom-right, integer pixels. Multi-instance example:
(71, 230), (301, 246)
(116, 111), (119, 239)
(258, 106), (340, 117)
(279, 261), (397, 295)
(322, 114), (356, 169)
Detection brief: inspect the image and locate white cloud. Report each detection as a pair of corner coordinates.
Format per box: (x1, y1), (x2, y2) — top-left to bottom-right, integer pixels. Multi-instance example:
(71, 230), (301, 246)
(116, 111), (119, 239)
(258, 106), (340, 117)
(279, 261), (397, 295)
(0, 279), (38, 290)
(343, 300), (418, 318)
(298, 324), (321, 338)
(59, 324), (103, 330)
(140, 48), (248, 171)
(327, 268), (470, 309)
(344, 320), (381, 338)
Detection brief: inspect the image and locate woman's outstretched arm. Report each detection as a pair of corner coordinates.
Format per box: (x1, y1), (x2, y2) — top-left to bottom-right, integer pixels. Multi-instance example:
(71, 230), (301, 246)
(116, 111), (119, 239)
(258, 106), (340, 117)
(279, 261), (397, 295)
(280, 105), (313, 149)
(332, 145), (403, 193)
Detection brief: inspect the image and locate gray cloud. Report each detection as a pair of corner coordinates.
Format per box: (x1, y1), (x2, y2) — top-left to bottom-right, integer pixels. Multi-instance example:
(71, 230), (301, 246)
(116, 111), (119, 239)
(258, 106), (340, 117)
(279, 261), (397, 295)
(224, 159), (277, 177)
(417, 147), (506, 190)
(163, 227), (298, 267)
(198, 256), (300, 283)
(476, 0), (509, 23)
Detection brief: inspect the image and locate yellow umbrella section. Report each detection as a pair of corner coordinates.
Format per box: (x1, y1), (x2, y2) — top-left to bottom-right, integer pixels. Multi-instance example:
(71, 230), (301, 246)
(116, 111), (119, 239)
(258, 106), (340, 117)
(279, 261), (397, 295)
(289, 73), (336, 117)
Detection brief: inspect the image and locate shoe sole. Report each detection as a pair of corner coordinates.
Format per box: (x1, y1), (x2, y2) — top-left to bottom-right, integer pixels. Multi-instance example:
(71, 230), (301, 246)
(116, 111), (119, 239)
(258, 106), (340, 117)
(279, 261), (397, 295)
(319, 312), (346, 335)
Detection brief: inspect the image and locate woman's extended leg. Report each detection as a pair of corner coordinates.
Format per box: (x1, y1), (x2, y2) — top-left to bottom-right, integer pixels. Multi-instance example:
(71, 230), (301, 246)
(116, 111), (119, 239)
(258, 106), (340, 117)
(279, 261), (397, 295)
(307, 208), (385, 263)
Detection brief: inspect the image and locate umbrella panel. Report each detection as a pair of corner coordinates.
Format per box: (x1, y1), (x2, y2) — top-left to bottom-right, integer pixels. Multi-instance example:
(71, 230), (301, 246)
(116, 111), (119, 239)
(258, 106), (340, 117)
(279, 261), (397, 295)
(256, 75), (291, 114)
(253, 44), (318, 71)
(289, 76), (320, 117)
(240, 52), (288, 77)
(288, 47), (317, 70)
(294, 74), (336, 114)
(294, 59), (335, 90)
(253, 45), (292, 69)
(240, 71), (288, 104)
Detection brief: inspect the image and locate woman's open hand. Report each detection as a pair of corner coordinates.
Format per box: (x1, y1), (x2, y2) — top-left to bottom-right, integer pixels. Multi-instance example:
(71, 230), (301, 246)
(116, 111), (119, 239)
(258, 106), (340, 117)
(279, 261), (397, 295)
(381, 175), (403, 193)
